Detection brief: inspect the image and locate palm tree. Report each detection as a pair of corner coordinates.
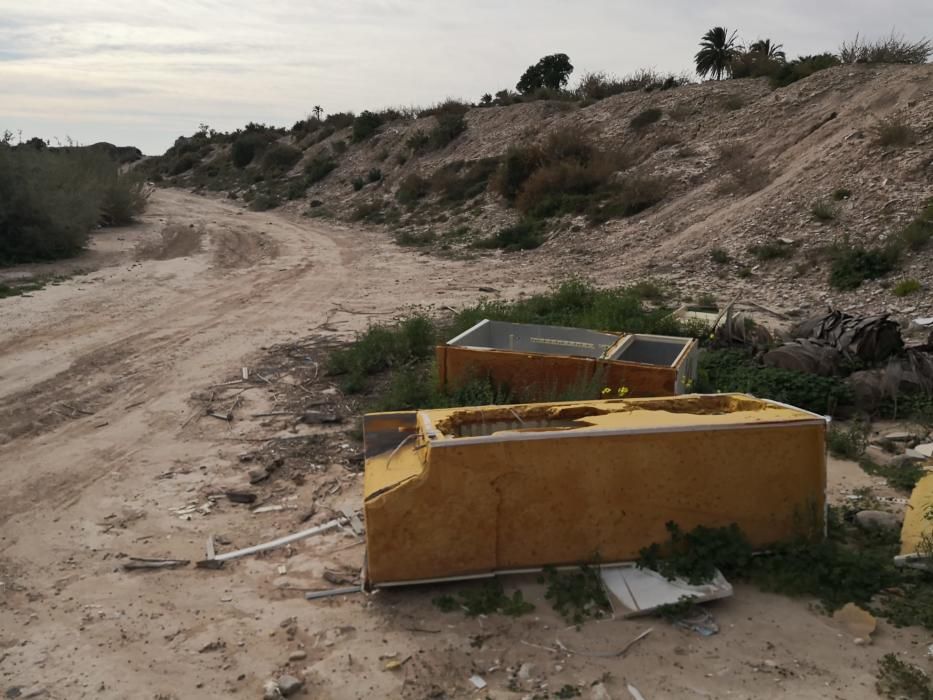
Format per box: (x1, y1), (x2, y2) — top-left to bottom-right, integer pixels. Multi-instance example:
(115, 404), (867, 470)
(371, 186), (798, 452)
(749, 39), (786, 62)
(695, 27), (740, 80)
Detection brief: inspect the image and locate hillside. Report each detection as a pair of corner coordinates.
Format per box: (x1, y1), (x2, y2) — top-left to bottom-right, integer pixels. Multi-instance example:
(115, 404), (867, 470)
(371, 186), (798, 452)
(150, 63), (933, 318)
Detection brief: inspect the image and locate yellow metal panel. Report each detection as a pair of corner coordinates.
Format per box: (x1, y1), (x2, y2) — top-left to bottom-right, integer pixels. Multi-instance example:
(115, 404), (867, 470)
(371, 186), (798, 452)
(900, 472), (933, 556)
(363, 394), (827, 585)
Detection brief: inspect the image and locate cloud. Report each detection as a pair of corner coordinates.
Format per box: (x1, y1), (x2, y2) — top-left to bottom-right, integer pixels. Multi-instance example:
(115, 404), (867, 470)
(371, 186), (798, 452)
(0, 0), (931, 153)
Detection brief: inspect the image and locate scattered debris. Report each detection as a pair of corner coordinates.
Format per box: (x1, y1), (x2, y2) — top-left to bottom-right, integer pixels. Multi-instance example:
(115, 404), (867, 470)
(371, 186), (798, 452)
(288, 650), (307, 661)
(626, 684), (647, 700)
(122, 557), (189, 571)
(252, 505), (286, 514)
(262, 679), (282, 700)
(590, 682), (612, 700)
(600, 565), (733, 616)
(225, 490), (258, 504)
(305, 586), (363, 600)
(671, 606), (720, 637)
(211, 518), (344, 562)
(556, 628), (653, 658)
(384, 655), (412, 671)
(468, 674), (487, 689)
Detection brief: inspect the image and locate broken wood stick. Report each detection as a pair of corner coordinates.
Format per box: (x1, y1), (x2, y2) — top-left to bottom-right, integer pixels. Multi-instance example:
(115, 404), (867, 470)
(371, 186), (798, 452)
(123, 557), (190, 571)
(556, 627), (653, 658)
(212, 518), (343, 562)
(205, 535), (216, 560)
(61, 402), (94, 416)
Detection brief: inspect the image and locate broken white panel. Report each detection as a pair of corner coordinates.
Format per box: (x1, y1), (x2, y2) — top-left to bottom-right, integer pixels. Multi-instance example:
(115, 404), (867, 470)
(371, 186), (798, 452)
(600, 565), (733, 616)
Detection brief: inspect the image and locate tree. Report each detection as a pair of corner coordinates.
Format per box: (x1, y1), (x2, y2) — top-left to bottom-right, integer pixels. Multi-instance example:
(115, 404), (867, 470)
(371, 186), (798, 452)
(516, 53), (574, 93)
(312, 105), (323, 120)
(695, 27), (739, 80)
(749, 38), (786, 62)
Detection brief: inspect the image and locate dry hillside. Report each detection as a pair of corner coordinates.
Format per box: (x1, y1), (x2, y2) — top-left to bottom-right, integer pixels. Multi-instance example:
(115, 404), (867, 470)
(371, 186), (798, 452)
(155, 63), (933, 317)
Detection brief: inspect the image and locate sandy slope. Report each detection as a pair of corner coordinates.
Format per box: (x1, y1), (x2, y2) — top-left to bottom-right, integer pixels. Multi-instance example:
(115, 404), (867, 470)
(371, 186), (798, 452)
(0, 189), (927, 699)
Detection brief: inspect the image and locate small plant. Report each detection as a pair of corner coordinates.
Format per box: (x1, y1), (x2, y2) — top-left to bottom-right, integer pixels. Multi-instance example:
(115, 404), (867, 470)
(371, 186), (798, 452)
(876, 653), (933, 700)
(554, 686), (582, 699)
(260, 143), (302, 173)
(432, 580), (534, 617)
(829, 243), (900, 290)
(304, 155), (336, 184)
(859, 457), (927, 492)
(840, 31), (932, 65)
(874, 117), (917, 148)
(899, 200), (933, 251)
(811, 199), (837, 222)
(832, 188), (852, 201)
(630, 108), (662, 129)
(893, 278), (921, 297)
(394, 230), (437, 247)
(710, 247), (731, 264)
(638, 521), (753, 584)
(428, 112), (467, 149)
(827, 422), (868, 460)
(406, 129), (429, 153)
(720, 94), (745, 111)
(715, 142), (770, 194)
(396, 174), (430, 205)
(749, 241), (794, 261)
(351, 110), (382, 142)
(351, 176), (364, 191)
(473, 220), (545, 252)
(367, 168), (382, 183)
(540, 564), (611, 625)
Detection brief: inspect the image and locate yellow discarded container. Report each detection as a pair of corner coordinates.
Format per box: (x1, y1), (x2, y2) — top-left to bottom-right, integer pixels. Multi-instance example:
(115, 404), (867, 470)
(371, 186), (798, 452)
(437, 320), (699, 398)
(898, 471), (933, 567)
(363, 394), (827, 586)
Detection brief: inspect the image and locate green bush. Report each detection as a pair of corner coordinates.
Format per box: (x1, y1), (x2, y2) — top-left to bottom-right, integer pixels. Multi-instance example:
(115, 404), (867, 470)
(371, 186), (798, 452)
(304, 155), (336, 184)
(0, 145), (148, 264)
(261, 143), (302, 173)
(492, 145), (544, 201)
(630, 108), (662, 129)
(874, 117), (916, 147)
(367, 168), (382, 183)
(428, 113), (467, 149)
(829, 243), (900, 290)
(396, 174), (430, 205)
(394, 229), (437, 247)
(698, 349), (852, 414)
(839, 32), (932, 64)
(351, 111), (382, 142)
(827, 423), (868, 459)
(710, 247), (731, 264)
(749, 241), (794, 261)
(429, 158), (499, 202)
(473, 220), (545, 251)
(351, 176), (364, 191)
(586, 174), (668, 223)
(771, 53), (840, 87)
(811, 199), (837, 222)
(323, 112), (355, 129)
(249, 191), (280, 211)
(893, 278), (921, 296)
(899, 200), (933, 250)
(231, 136), (261, 168)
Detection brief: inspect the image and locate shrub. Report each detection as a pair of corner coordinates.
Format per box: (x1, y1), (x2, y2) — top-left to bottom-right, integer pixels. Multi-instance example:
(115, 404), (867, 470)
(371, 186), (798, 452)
(261, 143), (302, 173)
(720, 95), (745, 111)
(418, 99), (471, 118)
(351, 111), (382, 142)
(323, 112), (355, 129)
(170, 154), (196, 175)
(249, 191), (280, 211)
(630, 108), (662, 129)
(394, 230), (437, 247)
(429, 158), (498, 202)
(516, 53), (574, 93)
(771, 53), (840, 87)
(231, 136), (260, 168)
(350, 199), (390, 224)
(827, 423), (868, 460)
(874, 117), (917, 147)
(749, 241), (794, 261)
(893, 278), (921, 296)
(710, 247), (731, 264)
(829, 243), (900, 290)
(0, 146), (147, 263)
(875, 654), (933, 700)
(575, 69), (690, 100)
(839, 32), (932, 65)
(428, 113), (467, 149)
(515, 160), (611, 217)
(716, 142), (770, 194)
(286, 178), (309, 200)
(473, 220), (545, 251)
(586, 174), (668, 223)
(396, 174), (430, 205)
(367, 168), (382, 183)
(331, 139), (348, 155)
(811, 199), (837, 222)
(492, 144), (544, 201)
(351, 176), (364, 191)
(832, 188), (852, 200)
(898, 200), (933, 251)
(327, 315), (436, 388)
(304, 155), (336, 183)
(406, 129), (429, 153)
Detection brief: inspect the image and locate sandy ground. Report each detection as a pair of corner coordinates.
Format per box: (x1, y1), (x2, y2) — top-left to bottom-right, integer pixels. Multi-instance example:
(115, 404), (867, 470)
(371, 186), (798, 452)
(0, 189), (929, 700)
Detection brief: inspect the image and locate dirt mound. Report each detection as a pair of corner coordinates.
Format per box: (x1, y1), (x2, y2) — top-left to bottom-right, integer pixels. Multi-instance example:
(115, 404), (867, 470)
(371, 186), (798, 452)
(138, 223), (204, 260)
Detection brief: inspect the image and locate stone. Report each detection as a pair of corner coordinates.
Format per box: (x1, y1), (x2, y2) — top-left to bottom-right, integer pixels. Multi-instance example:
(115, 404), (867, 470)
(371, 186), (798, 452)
(914, 443), (933, 458)
(591, 682), (612, 700)
(262, 679), (282, 699)
(855, 510), (901, 532)
(277, 675), (303, 697)
(248, 468), (270, 484)
(884, 431), (912, 441)
(517, 663), (535, 682)
(288, 650), (307, 661)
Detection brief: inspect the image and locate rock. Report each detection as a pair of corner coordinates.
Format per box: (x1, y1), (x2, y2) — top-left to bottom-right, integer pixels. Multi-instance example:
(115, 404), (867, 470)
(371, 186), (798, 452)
(262, 679), (282, 699)
(855, 510), (901, 532)
(905, 448), (928, 460)
(248, 468), (270, 484)
(517, 663), (535, 682)
(884, 431), (912, 441)
(20, 690), (45, 700)
(277, 675), (303, 696)
(864, 445), (896, 465)
(914, 443), (933, 458)
(288, 650), (307, 661)
(226, 490), (258, 504)
(300, 411), (341, 425)
(591, 682), (612, 700)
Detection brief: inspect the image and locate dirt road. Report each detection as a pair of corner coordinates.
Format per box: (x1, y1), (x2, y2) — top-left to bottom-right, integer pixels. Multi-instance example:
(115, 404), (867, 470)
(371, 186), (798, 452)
(0, 190), (926, 699)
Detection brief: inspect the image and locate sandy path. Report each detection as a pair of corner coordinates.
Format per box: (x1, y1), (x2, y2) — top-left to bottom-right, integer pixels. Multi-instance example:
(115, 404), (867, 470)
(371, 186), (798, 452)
(0, 190), (927, 699)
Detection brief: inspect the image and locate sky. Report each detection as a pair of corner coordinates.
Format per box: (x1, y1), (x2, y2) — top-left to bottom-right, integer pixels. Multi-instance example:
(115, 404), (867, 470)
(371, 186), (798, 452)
(1, 1), (931, 154)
